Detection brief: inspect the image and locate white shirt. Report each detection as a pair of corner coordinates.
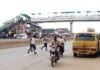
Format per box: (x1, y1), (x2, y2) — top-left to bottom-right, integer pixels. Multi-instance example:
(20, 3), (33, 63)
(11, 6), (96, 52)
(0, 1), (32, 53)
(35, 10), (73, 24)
(57, 38), (65, 43)
(31, 38), (35, 44)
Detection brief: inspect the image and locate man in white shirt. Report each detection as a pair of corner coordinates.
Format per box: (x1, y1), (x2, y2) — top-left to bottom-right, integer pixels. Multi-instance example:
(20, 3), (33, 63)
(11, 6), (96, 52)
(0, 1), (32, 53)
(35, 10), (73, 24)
(27, 36), (37, 54)
(57, 35), (66, 56)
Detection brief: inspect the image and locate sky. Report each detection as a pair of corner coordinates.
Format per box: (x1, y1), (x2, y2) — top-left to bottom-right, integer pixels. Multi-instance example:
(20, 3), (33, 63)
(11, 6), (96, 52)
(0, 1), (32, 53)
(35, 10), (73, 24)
(0, 0), (100, 33)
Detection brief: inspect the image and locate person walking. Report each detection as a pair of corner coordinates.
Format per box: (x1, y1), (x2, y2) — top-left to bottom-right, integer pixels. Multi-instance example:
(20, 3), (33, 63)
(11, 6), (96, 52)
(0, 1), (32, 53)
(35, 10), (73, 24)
(27, 35), (37, 54)
(41, 36), (48, 51)
(54, 34), (58, 42)
(57, 35), (66, 56)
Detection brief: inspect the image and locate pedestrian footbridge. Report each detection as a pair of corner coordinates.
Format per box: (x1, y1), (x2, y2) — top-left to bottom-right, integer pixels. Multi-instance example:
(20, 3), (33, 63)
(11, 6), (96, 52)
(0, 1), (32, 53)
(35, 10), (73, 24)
(31, 16), (100, 23)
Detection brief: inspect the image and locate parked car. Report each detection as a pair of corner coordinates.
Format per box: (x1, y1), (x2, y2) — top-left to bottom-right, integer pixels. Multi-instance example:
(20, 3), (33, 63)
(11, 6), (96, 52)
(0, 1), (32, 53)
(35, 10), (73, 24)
(0, 34), (8, 39)
(17, 33), (28, 39)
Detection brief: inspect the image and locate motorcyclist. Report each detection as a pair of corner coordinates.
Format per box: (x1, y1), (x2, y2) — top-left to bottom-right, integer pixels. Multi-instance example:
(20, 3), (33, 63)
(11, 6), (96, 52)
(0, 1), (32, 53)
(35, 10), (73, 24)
(50, 40), (60, 63)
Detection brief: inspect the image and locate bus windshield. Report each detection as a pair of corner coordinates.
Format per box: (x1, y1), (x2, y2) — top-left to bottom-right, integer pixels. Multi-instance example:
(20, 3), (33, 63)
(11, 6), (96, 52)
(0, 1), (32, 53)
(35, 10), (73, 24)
(75, 33), (95, 41)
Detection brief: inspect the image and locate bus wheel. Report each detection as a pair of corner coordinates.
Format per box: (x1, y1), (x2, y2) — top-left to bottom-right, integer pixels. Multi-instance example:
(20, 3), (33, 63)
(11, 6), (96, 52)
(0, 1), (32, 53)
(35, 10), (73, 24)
(74, 53), (77, 57)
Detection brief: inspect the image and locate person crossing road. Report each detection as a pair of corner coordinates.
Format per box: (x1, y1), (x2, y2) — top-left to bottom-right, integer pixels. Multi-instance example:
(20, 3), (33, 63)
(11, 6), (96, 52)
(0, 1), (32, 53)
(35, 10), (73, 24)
(41, 36), (48, 51)
(27, 35), (37, 54)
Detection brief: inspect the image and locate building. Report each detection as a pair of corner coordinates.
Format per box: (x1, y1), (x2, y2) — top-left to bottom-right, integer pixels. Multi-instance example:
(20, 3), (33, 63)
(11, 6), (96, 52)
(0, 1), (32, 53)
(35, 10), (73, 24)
(42, 28), (69, 35)
(55, 28), (69, 35)
(87, 28), (95, 32)
(42, 29), (55, 33)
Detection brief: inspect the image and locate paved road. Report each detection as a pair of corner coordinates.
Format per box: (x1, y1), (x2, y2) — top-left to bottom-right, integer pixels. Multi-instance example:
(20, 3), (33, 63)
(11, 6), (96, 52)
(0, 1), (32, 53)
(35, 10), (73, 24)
(0, 41), (100, 70)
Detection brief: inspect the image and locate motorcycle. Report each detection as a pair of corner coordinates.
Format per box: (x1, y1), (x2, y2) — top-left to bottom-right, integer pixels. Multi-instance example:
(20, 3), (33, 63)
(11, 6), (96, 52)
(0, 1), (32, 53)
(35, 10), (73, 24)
(50, 45), (58, 67)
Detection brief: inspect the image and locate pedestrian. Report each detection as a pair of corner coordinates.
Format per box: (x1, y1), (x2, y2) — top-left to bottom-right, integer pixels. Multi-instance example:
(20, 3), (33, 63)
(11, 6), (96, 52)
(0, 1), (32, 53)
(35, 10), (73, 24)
(41, 36), (48, 51)
(27, 35), (37, 54)
(54, 34), (58, 42)
(57, 35), (66, 56)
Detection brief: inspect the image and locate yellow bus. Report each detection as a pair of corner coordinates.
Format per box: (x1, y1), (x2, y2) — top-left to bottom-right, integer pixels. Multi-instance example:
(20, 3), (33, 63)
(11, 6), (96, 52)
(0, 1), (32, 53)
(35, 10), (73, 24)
(73, 32), (100, 57)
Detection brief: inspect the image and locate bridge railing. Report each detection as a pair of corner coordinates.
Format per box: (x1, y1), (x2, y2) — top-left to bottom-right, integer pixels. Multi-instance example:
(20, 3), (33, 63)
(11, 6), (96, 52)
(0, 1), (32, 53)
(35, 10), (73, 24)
(31, 16), (100, 22)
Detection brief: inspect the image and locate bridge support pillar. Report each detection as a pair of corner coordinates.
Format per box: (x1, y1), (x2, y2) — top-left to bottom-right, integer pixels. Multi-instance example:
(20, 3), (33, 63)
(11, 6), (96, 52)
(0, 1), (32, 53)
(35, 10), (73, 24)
(35, 23), (38, 33)
(70, 21), (73, 36)
(22, 23), (25, 33)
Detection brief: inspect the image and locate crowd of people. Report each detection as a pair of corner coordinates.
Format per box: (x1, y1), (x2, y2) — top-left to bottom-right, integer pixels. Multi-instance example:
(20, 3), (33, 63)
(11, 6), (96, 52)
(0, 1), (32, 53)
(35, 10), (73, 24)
(27, 34), (66, 62)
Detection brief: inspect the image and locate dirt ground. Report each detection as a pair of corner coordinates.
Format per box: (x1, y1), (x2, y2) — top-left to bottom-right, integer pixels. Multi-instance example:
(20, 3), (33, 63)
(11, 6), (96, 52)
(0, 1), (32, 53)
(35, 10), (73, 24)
(0, 37), (73, 49)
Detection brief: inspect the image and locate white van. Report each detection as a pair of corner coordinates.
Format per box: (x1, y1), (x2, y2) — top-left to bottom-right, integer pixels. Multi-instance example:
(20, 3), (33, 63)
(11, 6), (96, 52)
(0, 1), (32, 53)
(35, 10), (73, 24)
(17, 33), (28, 39)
